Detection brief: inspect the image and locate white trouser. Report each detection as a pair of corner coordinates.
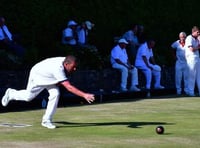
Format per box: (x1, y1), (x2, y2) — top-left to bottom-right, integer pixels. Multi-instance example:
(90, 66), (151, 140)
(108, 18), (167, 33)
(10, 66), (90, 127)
(186, 57), (200, 95)
(112, 63), (138, 89)
(136, 65), (161, 89)
(175, 61), (188, 94)
(197, 63), (200, 95)
(9, 71), (60, 122)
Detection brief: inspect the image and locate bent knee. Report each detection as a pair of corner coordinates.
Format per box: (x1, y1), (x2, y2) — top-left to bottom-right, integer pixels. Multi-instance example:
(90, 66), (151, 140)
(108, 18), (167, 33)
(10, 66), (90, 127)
(48, 88), (60, 98)
(24, 94), (35, 102)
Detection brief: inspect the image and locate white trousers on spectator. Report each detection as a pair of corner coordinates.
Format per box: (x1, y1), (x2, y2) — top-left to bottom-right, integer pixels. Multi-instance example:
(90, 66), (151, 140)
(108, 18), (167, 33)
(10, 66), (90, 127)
(8, 73), (60, 122)
(112, 63), (138, 89)
(175, 61), (188, 94)
(186, 57), (200, 95)
(136, 65), (161, 89)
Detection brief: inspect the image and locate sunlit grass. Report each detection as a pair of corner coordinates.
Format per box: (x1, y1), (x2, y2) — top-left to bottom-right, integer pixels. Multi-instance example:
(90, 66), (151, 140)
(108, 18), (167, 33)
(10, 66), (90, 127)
(0, 96), (200, 148)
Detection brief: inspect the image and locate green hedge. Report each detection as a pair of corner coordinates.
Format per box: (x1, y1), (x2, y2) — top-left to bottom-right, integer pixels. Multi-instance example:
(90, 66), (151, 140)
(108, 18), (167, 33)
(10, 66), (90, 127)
(1, 0), (200, 69)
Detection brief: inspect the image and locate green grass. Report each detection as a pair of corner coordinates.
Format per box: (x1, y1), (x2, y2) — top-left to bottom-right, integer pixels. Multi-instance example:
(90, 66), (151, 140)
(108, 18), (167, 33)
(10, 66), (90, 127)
(1, 96), (200, 148)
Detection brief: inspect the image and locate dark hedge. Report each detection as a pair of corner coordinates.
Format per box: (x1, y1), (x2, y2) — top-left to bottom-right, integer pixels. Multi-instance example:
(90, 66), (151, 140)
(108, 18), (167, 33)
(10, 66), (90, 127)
(0, 0), (200, 69)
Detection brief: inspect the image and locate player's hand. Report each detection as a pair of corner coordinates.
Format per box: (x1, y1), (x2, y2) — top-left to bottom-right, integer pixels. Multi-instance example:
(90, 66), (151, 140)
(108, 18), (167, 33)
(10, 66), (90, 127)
(83, 93), (95, 104)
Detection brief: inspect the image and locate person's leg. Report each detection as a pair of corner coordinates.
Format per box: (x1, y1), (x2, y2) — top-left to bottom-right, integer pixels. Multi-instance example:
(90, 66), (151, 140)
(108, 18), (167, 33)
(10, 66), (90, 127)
(152, 65), (164, 89)
(42, 85), (60, 122)
(140, 68), (152, 89)
(9, 87), (43, 101)
(186, 58), (197, 96)
(112, 63), (128, 90)
(129, 67), (140, 91)
(182, 62), (188, 94)
(195, 59), (200, 96)
(175, 61), (182, 94)
(130, 67), (138, 85)
(1, 72), (44, 106)
(152, 70), (162, 88)
(42, 85), (60, 129)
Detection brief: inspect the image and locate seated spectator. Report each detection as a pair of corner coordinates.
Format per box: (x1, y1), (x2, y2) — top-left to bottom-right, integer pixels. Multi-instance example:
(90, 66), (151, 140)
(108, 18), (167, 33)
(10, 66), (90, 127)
(0, 16), (25, 58)
(62, 20), (78, 46)
(171, 32), (188, 95)
(110, 38), (140, 92)
(135, 39), (165, 90)
(122, 24), (140, 63)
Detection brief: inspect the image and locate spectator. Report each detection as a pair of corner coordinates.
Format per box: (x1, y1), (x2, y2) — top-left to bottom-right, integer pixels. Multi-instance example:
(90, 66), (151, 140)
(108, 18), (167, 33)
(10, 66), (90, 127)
(62, 20), (78, 46)
(185, 26), (200, 96)
(1, 55), (95, 129)
(77, 20), (94, 45)
(110, 38), (140, 92)
(77, 20), (97, 52)
(135, 40), (165, 90)
(137, 25), (147, 44)
(122, 24), (140, 63)
(171, 32), (188, 95)
(0, 16), (25, 57)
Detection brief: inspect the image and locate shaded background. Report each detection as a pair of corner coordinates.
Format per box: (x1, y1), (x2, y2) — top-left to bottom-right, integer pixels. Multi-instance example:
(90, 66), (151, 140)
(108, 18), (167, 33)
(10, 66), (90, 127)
(0, 0), (200, 69)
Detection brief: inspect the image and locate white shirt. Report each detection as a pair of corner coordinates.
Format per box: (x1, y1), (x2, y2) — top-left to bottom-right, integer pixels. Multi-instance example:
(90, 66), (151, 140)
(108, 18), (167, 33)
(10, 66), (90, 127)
(135, 42), (153, 67)
(0, 25), (12, 40)
(171, 40), (186, 63)
(185, 35), (199, 59)
(62, 27), (76, 45)
(31, 57), (68, 86)
(110, 45), (128, 65)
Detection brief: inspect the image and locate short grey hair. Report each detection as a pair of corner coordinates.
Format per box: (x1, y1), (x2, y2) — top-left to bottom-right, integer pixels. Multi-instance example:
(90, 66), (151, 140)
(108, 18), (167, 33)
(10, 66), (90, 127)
(64, 55), (77, 64)
(179, 32), (186, 37)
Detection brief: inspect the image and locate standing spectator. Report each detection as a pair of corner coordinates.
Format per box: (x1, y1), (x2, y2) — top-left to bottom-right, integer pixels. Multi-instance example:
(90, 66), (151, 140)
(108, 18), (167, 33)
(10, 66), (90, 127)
(76, 20), (97, 52)
(62, 20), (78, 46)
(77, 20), (94, 46)
(122, 24), (140, 63)
(137, 25), (147, 44)
(1, 55), (95, 129)
(135, 40), (165, 90)
(171, 32), (188, 95)
(0, 16), (25, 57)
(110, 38), (140, 92)
(185, 26), (200, 96)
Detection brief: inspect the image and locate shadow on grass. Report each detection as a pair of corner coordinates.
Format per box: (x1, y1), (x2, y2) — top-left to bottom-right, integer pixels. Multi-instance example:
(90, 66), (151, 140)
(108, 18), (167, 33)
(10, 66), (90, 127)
(55, 121), (174, 128)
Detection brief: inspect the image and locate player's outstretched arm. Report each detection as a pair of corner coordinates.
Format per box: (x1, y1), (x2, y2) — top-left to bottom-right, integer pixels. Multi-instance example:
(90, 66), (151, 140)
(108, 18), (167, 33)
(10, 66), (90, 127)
(61, 80), (95, 103)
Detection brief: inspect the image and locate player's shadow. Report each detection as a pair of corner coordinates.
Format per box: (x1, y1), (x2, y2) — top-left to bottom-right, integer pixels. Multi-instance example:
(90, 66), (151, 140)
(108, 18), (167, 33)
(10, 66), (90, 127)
(54, 121), (174, 128)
